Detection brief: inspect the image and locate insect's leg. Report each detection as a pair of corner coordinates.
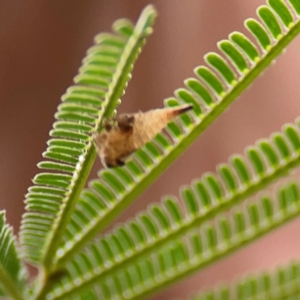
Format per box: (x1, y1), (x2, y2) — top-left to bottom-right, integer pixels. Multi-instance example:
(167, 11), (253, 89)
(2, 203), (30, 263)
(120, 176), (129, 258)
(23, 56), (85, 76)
(116, 159), (125, 167)
(102, 156), (115, 168)
(105, 162), (115, 168)
(103, 119), (115, 132)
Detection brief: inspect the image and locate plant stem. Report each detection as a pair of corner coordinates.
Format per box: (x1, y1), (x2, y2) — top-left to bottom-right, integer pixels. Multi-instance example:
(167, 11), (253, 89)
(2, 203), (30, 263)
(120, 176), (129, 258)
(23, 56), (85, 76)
(0, 264), (25, 300)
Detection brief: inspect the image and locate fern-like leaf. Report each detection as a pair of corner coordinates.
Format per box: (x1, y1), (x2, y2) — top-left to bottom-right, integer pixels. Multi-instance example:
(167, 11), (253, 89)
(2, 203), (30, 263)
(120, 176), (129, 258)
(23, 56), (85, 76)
(190, 260), (300, 300)
(19, 5), (157, 270)
(52, 114), (300, 281)
(0, 211), (27, 300)
(47, 180), (300, 299)
(50, 0), (300, 273)
(45, 112), (300, 298)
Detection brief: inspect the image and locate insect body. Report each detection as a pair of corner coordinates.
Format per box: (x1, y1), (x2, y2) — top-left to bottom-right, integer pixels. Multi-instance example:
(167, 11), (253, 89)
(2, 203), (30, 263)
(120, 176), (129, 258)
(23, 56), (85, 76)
(93, 104), (193, 168)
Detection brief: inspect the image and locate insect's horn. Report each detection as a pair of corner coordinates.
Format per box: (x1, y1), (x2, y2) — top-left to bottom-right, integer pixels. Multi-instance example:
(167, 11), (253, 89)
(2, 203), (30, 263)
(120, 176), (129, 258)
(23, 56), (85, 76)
(130, 104), (194, 149)
(171, 104), (193, 117)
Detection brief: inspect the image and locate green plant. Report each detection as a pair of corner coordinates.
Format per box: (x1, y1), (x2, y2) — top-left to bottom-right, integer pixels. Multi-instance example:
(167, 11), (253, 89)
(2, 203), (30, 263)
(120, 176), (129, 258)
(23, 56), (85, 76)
(1, 0), (300, 299)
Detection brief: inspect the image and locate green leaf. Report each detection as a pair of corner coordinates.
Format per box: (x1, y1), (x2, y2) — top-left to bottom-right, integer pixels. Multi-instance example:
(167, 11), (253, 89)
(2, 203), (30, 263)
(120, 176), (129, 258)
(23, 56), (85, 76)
(284, 124), (300, 150)
(0, 211), (27, 300)
(205, 53), (236, 85)
(258, 6), (282, 39)
(268, 0), (294, 28)
(20, 5), (157, 298)
(175, 89), (203, 114)
(18, 1), (300, 298)
(52, 0), (300, 275)
(218, 164), (237, 193)
(48, 181), (300, 300)
(245, 19), (271, 50)
(272, 133), (291, 158)
(229, 32), (260, 62)
(185, 78), (214, 106)
(190, 261), (300, 300)
(247, 147), (265, 176)
(231, 155), (251, 185)
(218, 40), (248, 73)
(181, 186), (199, 216)
(195, 66), (225, 96)
(259, 140), (279, 167)
(289, 0), (300, 15)
(46, 114), (300, 298)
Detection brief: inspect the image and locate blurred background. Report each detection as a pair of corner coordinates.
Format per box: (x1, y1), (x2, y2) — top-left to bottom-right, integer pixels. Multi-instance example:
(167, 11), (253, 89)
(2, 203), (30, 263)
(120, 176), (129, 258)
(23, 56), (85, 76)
(1, 0), (300, 298)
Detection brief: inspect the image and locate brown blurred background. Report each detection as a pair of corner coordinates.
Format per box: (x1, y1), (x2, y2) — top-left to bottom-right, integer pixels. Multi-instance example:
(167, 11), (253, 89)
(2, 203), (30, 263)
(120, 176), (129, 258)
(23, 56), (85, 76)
(1, 0), (300, 299)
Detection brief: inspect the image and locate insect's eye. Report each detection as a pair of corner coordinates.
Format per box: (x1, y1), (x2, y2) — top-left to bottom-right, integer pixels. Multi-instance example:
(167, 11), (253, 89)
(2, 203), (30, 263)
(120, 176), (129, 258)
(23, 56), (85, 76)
(104, 123), (112, 131)
(127, 116), (135, 124)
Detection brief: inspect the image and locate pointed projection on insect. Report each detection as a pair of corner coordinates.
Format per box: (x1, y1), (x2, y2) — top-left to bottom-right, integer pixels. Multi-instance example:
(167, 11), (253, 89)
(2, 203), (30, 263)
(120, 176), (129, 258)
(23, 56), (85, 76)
(93, 104), (193, 168)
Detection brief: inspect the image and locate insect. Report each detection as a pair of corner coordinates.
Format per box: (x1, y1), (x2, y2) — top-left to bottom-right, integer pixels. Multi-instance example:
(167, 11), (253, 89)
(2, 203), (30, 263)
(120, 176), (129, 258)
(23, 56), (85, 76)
(93, 104), (193, 168)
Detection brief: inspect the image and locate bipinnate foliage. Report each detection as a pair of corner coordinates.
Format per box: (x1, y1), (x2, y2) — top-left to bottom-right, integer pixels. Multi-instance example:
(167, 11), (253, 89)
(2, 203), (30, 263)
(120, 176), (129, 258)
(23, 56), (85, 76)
(19, 5), (156, 268)
(0, 212), (26, 300)
(0, 0), (300, 299)
(190, 261), (300, 300)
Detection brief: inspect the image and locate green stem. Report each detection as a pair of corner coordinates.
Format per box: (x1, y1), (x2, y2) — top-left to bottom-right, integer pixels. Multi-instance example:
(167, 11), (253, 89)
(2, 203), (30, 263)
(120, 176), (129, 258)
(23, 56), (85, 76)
(33, 150), (96, 300)
(41, 147), (97, 271)
(0, 264), (25, 300)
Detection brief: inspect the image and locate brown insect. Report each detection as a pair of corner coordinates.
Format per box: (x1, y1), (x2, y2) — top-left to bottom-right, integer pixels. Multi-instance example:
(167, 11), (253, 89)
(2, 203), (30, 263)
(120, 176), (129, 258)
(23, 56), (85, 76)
(93, 104), (193, 168)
